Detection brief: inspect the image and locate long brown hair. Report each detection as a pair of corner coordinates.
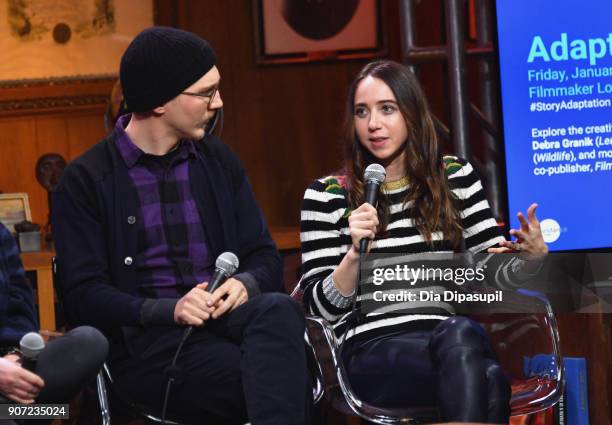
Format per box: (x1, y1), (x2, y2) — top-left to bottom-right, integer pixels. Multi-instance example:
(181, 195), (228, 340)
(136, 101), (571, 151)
(343, 60), (463, 249)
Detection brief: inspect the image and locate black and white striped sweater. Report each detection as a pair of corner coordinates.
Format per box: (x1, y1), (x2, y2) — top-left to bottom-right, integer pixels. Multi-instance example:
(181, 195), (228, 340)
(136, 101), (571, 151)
(299, 157), (510, 341)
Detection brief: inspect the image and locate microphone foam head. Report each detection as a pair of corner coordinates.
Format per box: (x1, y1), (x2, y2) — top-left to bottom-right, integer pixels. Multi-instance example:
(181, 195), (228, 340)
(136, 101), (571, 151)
(19, 332), (45, 358)
(364, 163), (386, 184)
(216, 252), (239, 276)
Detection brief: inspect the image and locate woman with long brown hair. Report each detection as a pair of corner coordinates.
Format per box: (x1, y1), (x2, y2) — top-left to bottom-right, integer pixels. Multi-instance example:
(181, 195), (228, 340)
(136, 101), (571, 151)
(299, 60), (547, 423)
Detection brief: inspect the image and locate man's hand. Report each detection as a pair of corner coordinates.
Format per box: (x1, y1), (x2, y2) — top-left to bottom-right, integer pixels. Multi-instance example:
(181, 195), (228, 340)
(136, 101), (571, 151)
(174, 282), (216, 326)
(0, 355), (44, 404)
(209, 278), (249, 319)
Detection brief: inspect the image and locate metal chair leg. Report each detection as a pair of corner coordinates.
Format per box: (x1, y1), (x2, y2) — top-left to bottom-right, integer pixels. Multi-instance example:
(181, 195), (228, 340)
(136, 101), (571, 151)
(96, 369), (111, 425)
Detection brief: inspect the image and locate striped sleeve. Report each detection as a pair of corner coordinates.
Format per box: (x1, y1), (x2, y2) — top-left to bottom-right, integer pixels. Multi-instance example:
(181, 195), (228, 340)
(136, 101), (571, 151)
(446, 158), (505, 253)
(446, 158), (538, 288)
(299, 178), (354, 323)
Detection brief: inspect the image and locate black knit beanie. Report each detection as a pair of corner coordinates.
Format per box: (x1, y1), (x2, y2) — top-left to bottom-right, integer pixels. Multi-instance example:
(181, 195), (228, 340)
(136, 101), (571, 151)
(120, 26), (216, 113)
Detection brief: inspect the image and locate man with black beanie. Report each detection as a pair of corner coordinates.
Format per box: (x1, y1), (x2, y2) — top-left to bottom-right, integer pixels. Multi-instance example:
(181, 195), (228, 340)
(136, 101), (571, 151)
(52, 26), (310, 425)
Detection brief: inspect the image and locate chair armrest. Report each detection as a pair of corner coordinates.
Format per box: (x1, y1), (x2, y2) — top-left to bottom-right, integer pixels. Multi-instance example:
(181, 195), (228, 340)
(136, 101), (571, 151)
(304, 316), (341, 397)
(467, 289), (564, 414)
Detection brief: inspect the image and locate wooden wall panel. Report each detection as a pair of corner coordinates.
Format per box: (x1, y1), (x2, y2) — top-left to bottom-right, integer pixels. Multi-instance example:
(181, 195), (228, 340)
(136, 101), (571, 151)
(66, 112), (108, 158)
(0, 119), (40, 223)
(0, 110), (107, 229)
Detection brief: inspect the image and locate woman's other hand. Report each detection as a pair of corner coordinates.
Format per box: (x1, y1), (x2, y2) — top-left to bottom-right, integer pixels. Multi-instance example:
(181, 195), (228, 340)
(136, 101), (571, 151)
(488, 203), (548, 258)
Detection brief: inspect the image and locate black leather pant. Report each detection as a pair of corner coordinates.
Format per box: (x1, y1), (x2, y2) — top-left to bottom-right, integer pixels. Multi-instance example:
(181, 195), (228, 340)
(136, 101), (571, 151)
(343, 316), (511, 424)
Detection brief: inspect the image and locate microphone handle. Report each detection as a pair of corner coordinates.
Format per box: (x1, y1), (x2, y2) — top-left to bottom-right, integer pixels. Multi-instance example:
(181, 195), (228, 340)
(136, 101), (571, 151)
(185, 269), (228, 333)
(207, 268), (228, 293)
(359, 181), (380, 254)
(183, 272), (225, 332)
(363, 181), (379, 206)
(21, 356), (38, 372)
(180, 267), (230, 344)
(359, 238), (369, 254)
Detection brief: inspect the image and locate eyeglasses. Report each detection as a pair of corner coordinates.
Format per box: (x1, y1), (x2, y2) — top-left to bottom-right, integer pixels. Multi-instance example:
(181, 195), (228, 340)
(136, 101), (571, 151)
(180, 86), (219, 109)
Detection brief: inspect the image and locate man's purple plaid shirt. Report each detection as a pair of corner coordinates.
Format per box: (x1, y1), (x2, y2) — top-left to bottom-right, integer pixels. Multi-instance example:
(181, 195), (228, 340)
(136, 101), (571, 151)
(114, 115), (212, 298)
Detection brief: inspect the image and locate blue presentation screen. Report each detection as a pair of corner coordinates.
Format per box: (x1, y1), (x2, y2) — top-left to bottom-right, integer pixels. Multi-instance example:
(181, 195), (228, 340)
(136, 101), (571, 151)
(496, 1), (612, 251)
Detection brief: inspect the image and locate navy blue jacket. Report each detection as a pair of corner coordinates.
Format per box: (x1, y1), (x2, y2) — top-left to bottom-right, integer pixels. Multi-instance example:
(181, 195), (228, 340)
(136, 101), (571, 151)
(0, 223), (37, 346)
(52, 131), (282, 338)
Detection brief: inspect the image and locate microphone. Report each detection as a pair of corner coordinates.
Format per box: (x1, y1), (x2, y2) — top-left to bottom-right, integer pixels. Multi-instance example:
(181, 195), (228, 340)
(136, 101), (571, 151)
(175, 252), (240, 378)
(180, 252), (240, 340)
(19, 332), (45, 372)
(207, 252), (240, 293)
(359, 163), (386, 254)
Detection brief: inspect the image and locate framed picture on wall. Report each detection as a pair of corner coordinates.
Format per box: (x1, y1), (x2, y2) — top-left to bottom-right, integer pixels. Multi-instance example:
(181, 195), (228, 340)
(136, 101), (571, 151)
(0, 193), (32, 233)
(0, 0), (154, 84)
(253, 0), (386, 64)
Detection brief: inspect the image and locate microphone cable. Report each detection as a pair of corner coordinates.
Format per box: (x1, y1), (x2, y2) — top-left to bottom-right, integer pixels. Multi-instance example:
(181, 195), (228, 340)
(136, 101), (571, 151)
(159, 252), (238, 424)
(161, 326), (193, 425)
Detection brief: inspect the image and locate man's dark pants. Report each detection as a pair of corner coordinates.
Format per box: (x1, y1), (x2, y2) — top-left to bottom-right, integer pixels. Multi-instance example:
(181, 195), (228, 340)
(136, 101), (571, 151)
(111, 293), (311, 425)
